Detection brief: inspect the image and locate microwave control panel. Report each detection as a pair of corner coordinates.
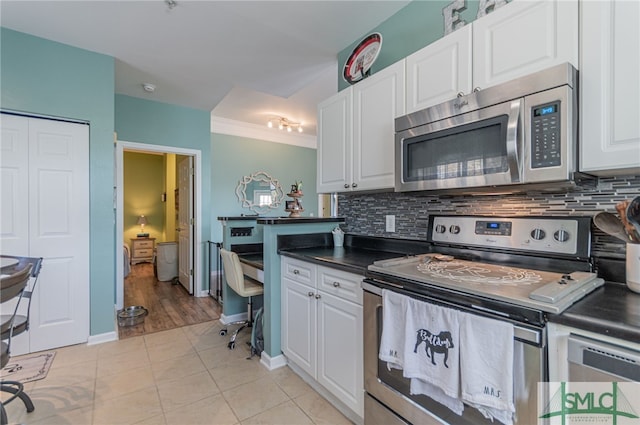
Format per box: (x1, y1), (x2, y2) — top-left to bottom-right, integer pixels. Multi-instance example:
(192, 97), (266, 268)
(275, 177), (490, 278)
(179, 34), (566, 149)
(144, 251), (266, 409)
(531, 101), (561, 169)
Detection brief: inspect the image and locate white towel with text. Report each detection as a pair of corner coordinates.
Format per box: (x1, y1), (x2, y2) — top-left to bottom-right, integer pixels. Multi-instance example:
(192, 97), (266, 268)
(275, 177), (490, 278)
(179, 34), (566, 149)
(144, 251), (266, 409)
(379, 289), (408, 370)
(460, 313), (515, 425)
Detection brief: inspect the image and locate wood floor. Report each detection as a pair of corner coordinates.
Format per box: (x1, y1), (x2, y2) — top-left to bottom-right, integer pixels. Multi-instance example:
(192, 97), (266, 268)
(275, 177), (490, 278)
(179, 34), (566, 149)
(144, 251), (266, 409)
(118, 262), (221, 339)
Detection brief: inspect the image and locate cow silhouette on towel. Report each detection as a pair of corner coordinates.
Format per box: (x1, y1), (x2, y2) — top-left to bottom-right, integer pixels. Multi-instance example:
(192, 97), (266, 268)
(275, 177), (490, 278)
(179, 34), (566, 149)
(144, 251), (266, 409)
(414, 329), (454, 368)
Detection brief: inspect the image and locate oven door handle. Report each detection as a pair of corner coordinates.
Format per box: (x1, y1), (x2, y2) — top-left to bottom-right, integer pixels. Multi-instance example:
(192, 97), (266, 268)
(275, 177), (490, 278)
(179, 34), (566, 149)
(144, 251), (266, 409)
(362, 280), (541, 345)
(506, 99), (523, 183)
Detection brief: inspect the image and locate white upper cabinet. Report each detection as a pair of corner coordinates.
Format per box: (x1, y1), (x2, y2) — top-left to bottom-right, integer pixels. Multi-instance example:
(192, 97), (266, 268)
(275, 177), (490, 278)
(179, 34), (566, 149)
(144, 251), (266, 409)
(406, 24), (472, 114)
(352, 60), (405, 192)
(317, 88), (352, 193)
(580, 0), (640, 176)
(472, 0), (578, 90)
(317, 60), (405, 193)
(405, 0), (578, 113)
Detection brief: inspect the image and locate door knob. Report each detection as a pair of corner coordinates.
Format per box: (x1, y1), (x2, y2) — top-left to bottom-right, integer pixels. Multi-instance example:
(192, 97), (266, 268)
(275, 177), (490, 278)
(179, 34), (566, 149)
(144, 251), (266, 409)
(333, 281), (340, 287)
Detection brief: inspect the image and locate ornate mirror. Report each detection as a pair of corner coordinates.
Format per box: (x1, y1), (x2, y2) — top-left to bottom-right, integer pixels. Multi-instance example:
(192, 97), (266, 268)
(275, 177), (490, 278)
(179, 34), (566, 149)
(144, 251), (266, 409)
(235, 171), (284, 214)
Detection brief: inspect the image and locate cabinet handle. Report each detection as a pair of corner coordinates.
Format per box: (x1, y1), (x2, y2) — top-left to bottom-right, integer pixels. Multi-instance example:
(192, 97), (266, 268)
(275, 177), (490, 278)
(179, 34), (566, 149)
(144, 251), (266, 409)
(473, 87), (481, 93)
(352, 183), (358, 188)
(344, 184), (350, 189)
(293, 269), (300, 275)
(315, 294), (321, 299)
(457, 91), (464, 98)
(308, 292), (314, 297)
(333, 281), (340, 288)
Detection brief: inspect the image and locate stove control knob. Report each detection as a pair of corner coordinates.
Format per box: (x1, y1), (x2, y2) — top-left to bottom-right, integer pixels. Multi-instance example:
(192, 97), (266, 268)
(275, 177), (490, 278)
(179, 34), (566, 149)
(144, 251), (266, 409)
(530, 228), (546, 240)
(449, 225), (461, 234)
(435, 224), (446, 234)
(554, 229), (570, 243)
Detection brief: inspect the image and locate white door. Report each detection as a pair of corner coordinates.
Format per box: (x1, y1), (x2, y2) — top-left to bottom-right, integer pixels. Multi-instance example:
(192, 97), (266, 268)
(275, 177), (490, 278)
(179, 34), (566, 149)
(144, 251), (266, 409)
(1, 114), (90, 354)
(177, 156), (194, 293)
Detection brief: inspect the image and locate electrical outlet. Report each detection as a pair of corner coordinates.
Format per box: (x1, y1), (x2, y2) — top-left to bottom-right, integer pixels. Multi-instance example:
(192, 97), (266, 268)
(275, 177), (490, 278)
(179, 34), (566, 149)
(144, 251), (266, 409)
(385, 215), (396, 232)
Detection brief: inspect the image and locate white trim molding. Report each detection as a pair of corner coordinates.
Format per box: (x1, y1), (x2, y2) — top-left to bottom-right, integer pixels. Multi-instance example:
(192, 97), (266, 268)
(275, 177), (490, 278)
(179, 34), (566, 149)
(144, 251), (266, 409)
(87, 331), (118, 346)
(260, 352), (288, 371)
(211, 116), (317, 149)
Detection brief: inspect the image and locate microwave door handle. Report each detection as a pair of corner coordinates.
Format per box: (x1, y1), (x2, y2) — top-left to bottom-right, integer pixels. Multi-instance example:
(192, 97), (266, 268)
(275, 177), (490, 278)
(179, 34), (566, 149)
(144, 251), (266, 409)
(506, 99), (523, 183)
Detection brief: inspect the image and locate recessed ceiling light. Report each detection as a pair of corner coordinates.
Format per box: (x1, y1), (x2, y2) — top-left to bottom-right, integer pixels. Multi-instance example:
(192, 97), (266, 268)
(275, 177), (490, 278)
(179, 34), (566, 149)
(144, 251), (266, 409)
(142, 83), (156, 93)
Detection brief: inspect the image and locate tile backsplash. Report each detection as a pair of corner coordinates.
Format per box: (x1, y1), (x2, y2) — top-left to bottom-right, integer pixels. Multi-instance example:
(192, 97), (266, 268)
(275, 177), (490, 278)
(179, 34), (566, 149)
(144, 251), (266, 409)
(338, 175), (640, 260)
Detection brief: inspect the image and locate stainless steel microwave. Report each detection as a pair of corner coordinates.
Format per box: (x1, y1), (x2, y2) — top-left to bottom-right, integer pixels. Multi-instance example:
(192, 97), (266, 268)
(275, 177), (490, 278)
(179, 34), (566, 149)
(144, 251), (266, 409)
(395, 63), (592, 194)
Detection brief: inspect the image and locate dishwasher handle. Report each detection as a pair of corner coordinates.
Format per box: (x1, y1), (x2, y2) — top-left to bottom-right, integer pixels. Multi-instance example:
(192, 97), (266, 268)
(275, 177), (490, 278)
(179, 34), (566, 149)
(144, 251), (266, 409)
(568, 334), (640, 382)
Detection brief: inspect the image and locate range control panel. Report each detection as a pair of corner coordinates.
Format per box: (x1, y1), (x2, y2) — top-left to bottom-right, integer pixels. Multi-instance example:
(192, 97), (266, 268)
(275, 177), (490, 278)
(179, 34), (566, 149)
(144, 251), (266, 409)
(430, 216), (580, 255)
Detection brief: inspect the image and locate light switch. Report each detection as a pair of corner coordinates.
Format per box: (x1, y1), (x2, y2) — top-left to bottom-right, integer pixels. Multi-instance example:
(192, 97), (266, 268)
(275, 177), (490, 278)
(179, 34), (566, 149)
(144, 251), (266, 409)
(385, 215), (396, 232)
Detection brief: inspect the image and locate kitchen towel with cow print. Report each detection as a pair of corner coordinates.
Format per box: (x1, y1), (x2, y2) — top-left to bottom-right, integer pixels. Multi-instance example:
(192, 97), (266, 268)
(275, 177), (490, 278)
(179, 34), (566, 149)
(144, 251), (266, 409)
(378, 289), (409, 370)
(402, 296), (463, 414)
(460, 313), (515, 425)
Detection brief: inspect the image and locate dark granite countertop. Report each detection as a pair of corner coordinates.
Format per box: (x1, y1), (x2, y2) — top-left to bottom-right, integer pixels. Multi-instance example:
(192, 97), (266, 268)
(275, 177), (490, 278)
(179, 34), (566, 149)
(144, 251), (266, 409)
(237, 252), (264, 270)
(548, 282), (640, 341)
(218, 216), (346, 224)
(217, 216), (260, 221)
(279, 246), (405, 275)
(257, 217), (345, 225)
(278, 233), (432, 275)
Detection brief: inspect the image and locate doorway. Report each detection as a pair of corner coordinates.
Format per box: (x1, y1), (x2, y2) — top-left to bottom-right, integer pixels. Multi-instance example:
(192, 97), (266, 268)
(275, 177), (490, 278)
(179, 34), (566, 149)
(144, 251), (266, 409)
(115, 141), (203, 311)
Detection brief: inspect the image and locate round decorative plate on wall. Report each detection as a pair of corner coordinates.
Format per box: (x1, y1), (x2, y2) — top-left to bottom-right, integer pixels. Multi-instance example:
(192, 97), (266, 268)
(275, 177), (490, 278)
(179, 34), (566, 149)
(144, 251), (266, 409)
(342, 32), (383, 84)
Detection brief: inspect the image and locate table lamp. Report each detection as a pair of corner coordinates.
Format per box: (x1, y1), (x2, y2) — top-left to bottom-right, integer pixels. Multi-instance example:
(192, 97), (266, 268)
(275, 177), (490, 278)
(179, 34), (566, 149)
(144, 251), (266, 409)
(137, 215), (149, 237)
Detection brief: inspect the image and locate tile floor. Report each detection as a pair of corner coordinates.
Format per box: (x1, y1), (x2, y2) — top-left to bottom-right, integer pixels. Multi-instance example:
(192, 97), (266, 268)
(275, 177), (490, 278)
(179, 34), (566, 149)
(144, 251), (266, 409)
(3, 320), (354, 425)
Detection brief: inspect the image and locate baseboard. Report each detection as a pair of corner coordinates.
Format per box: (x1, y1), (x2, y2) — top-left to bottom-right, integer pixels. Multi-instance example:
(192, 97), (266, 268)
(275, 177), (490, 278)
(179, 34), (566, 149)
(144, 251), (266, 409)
(220, 312), (247, 325)
(260, 352), (288, 371)
(87, 331), (118, 346)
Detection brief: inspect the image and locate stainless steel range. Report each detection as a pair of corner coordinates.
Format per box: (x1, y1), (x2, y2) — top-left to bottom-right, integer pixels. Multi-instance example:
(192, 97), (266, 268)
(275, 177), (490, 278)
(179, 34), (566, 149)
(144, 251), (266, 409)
(363, 215), (604, 425)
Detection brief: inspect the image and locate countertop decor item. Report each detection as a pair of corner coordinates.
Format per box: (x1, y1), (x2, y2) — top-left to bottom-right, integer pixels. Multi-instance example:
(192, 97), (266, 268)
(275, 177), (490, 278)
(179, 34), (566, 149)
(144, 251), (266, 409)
(285, 180), (304, 217)
(343, 32), (382, 84)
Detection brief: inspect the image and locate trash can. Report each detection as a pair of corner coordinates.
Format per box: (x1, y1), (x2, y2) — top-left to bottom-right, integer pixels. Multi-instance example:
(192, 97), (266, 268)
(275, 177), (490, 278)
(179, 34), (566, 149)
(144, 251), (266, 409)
(155, 242), (178, 281)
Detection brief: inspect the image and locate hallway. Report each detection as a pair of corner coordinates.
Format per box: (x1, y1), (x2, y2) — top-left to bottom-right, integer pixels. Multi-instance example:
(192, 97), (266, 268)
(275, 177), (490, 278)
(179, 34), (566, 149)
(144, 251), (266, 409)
(119, 263), (221, 339)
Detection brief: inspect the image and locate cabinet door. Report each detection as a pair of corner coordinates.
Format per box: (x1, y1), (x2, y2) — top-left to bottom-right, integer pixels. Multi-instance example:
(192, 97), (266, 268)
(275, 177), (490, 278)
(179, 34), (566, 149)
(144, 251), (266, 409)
(317, 290), (364, 418)
(352, 60), (405, 191)
(580, 0), (640, 176)
(472, 0), (578, 90)
(406, 24), (472, 113)
(281, 277), (316, 377)
(317, 88), (352, 193)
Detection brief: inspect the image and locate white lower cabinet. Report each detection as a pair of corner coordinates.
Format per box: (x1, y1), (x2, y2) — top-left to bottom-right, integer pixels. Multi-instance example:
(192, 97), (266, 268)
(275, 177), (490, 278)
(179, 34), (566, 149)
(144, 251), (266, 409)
(281, 257), (364, 421)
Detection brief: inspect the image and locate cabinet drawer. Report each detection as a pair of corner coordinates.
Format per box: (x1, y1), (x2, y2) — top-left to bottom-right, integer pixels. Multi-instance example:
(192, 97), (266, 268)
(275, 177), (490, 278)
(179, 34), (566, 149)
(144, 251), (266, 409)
(134, 240), (154, 249)
(318, 266), (363, 305)
(134, 249), (154, 258)
(282, 257), (316, 286)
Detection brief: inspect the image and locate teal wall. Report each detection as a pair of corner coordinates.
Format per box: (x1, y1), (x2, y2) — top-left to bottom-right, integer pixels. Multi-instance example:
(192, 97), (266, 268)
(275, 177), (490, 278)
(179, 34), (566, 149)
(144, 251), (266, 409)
(115, 94), (212, 292)
(1, 27), (116, 336)
(211, 133), (318, 243)
(338, 0), (483, 91)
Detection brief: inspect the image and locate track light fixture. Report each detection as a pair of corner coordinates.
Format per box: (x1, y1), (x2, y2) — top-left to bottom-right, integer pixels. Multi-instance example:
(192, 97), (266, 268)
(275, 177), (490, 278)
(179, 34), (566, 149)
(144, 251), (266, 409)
(267, 117), (303, 133)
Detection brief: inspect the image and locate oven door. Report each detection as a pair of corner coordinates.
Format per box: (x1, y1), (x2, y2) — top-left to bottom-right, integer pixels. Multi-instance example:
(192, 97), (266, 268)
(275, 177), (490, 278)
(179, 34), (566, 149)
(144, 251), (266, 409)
(363, 282), (546, 425)
(395, 99), (523, 193)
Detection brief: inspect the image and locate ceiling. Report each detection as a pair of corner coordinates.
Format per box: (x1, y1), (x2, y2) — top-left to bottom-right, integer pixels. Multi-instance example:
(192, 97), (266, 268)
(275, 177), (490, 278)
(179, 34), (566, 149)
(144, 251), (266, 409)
(1, 0), (411, 136)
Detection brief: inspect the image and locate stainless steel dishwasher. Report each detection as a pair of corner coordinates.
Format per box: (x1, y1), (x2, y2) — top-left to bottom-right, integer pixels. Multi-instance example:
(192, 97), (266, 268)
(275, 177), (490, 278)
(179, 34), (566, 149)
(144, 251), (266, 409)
(568, 334), (640, 382)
